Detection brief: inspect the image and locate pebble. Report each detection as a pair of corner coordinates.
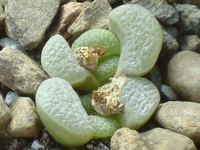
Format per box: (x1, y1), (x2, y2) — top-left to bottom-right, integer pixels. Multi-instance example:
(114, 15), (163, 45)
(6, 97), (42, 138)
(47, 2), (85, 40)
(127, 0), (179, 25)
(179, 35), (200, 52)
(5, 91), (19, 106)
(0, 47), (48, 95)
(110, 128), (148, 150)
(94, 143), (109, 150)
(141, 127), (197, 150)
(31, 139), (45, 150)
(161, 84), (178, 101)
(0, 37), (25, 52)
(161, 26), (179, 53)
(5, 0), (60, 50)
(167, 0), (200, 8)
(155, 101), (200, 144)
(68, 0), (112, 36)
(0, 95), (11, 128)
(174, 4), (200, 36)
(168, 51), (200, 102)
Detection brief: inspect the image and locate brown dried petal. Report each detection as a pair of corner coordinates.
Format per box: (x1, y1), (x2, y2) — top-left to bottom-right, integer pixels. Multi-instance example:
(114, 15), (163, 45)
(74, 46), (105, 71)
(92, 75), (126, 116)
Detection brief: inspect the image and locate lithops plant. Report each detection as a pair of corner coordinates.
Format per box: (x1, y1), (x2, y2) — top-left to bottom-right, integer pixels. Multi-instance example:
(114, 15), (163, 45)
(92, 75), (160, 129)
(36, 77), (94, 147)
(36, 77), (120, 146)
(41, 29), (120, 91)
(109, 4), (163, 77)
(37, 3), (163, 147)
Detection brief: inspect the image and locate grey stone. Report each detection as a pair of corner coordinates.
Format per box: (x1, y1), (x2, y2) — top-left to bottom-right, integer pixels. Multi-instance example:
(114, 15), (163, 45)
(95, 143), (109, 150)
(47, 2), (85, 40)
(155, 101), (200, 144)
(5, 0), (60, 50)
(110, 128), (148, 150)
(179, 35), (200, 52)
(141, 127), (197, 150)
(31, 139), (45, 150)
(0, 47), (49, 95)
(168, 51), (200, 102)
(0, 95), (11, 128)
(0, 38), (25, 52)
(161, 85), (178, 101)
(68, 0), (112, 36)
(128, 0), (179, 25)
(167, 0), (200, 8)
(6, 97), (42, 138)
(174, 4), (200, 36)
(161, 26), (179, 53)
(5, 91), (19, 106)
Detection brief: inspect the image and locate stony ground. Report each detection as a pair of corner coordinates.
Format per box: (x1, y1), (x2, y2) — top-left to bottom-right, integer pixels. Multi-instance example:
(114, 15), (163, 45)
(1, 0), (200, 149)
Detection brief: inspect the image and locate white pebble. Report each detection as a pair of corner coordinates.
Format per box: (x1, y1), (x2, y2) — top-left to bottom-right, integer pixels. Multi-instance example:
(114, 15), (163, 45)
(161, 85), (178, 100)
(0, 37), (25, 52)
(31, 139), (45, 150)
(5, 91), (19, 106)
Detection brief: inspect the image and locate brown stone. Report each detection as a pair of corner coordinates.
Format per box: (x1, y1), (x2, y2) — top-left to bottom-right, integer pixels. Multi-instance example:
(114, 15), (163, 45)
(0, 48), (48, 95)
(68, 0), (112, 36)
(155, 101), (200, 144)
(47, 2), (85, 40)
(6, 97), (42, 138)
(0, 95), (11, 128)
(141, 127), (197, 150)
(110, 128), (148, 150)
(168, 51), (200, 102)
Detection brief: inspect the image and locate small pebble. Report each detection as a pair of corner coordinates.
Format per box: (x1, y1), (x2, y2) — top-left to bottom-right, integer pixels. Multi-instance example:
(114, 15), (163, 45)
(94, 143), (110, 150)
(161, 84), (178, 100)
(174, 3), (200, 36)
(31, 139), (45, 150)
(86, 144), (94, 149)
(5, 91), (19, 106)
(0, 38), (25, 52)
(110, 128), (148, 150)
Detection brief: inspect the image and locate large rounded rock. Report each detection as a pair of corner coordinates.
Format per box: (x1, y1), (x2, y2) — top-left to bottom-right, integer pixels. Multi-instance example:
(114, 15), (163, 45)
(5, 0), (60, 50)
(168, 51), (200, 102)
(0, 48), (48, 95)
(141, 127), (197, 150)
(155, 101), (200, 144)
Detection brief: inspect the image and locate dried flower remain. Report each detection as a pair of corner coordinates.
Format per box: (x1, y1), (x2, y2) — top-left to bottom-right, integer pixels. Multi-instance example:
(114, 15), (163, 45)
(74, 45), (106, 71)
(92, 74), (126, 116)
